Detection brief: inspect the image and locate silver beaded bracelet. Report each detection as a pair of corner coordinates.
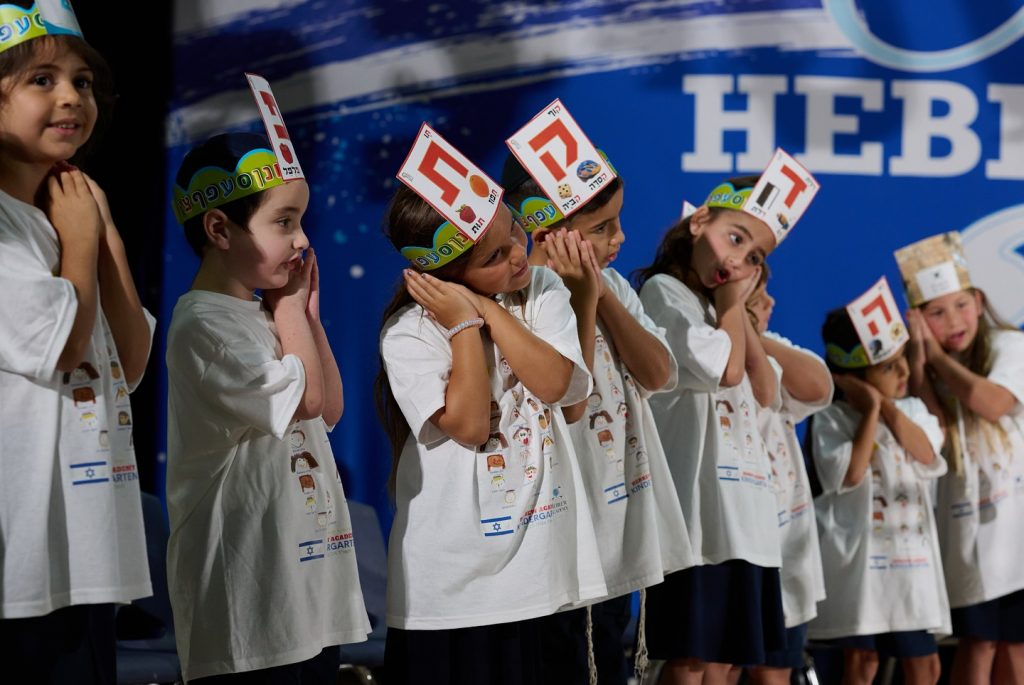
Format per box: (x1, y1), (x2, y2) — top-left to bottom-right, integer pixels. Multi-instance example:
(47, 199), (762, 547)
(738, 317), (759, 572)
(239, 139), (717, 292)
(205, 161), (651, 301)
(445, 317), (485, 340)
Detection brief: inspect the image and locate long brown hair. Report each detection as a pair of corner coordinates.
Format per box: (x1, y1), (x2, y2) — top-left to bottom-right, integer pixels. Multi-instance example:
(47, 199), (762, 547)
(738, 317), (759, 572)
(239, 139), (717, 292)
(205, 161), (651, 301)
(934, 289), (1019, 474)
(374, 186), (471, 493)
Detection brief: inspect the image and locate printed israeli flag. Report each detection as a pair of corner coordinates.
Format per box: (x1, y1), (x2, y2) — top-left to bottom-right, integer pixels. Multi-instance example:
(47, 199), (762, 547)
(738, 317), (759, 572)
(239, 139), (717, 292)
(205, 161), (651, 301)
(604, 482), (627, 505)
(717, 465), (740, 482)
(298, 539), (325, 562)
(481, 515), (514, 537)
(70, 460), (109, 485)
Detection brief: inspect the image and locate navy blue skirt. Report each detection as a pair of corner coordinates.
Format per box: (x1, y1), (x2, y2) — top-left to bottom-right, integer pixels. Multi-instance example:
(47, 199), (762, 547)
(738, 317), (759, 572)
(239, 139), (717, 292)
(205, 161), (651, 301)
(759, 623), (809, 669)
(831, 630), (937, 658)
(537, 595), (631, 685)
(643, 560), (786, 665)
(952, 588), (1024, 642)
(385, 618), (544, 685)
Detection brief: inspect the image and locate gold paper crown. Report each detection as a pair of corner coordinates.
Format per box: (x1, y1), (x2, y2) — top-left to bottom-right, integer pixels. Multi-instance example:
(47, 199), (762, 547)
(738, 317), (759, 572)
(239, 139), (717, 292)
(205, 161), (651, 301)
(894, 232), (972, 307)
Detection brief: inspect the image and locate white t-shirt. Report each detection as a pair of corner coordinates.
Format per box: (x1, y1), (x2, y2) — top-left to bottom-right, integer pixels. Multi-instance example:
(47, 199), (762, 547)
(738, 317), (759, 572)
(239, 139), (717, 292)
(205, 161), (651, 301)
(381, 266), (607, 630)
(759, 332), (830, 628)
(0, 188), (153, 618)
(640, 274), (781, 568)
(166, 290), (369, 681)
(567, 269), (694, 599)
(935, 329), (1024, 608)
(808, 397), (950, 639)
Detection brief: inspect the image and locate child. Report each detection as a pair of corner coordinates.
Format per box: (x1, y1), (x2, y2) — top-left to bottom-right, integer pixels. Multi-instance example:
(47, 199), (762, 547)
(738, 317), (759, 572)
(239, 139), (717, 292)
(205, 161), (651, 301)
(0, 10), (154, 684)
(808, 286), (949, 685)
(502, 128), (692, 684)
(636, 152), (819, 683)
(165, 126), (369, 682)
(896, 232), (1024, 683)
(745, 281), (831, 684)
(377, 126), (606, 685)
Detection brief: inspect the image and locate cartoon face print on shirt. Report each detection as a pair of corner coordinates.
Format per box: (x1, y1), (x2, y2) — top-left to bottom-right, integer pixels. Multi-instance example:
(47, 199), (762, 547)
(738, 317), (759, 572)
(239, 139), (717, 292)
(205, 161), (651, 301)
(480, 432), (509, 453)
(98, 430), (110, 449)
(512, 426), (531, 448)
(117, 411), (131, 427)
(291, 452), (318, 473)
(73, 387), (96, 406)
(589, 411), (613, 430)
(299, 474), (316, 494)
(487, 454), (506, 472)
(538, 408), (551, 430)
(63, 362), (100, 385)
(110, 360), (122, 380)
(498, 357), (518, 390)
(290, 429), (307, 450)
(595, 334), (612, 364)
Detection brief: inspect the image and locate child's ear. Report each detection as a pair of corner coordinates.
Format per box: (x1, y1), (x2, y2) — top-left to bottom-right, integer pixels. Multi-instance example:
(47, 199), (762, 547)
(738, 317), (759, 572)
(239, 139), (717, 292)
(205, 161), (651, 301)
(203, 209), (232, 250)
(688, 206), (710, 237)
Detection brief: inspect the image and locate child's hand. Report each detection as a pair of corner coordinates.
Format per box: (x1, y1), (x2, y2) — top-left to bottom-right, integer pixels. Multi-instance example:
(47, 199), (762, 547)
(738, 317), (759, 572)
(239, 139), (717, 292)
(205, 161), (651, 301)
(545, 229), (601, 308)
(906, 309), (942, 363)
(404, 270), (481, 330)
(264, 251), (312, 315)
(82, 174), (114, 230)
(305, 248), (320, 322)
(45, 170), (103, 249)
(833, 373), (883, 414)
(713, 267), (761, 312)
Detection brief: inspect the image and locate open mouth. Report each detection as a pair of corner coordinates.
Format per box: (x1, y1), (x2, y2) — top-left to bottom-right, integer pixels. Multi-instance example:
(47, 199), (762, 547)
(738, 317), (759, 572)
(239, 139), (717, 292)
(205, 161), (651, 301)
(48, 120), (81, 136)
(713, 268), (729, 285)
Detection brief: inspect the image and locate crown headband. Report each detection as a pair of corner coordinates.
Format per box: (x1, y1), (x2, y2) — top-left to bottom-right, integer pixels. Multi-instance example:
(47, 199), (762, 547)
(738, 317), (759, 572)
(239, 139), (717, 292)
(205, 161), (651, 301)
(894, 231), (972, 307)
(0, 1), (82, 54)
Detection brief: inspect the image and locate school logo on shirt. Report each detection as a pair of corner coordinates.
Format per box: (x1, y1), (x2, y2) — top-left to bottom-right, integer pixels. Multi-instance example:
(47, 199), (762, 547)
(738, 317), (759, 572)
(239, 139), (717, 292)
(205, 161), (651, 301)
(70, 460), (110, 485)
(325, 531), (355, 553)
(298, 538), (325, 562)
(480, 515), (514, 537)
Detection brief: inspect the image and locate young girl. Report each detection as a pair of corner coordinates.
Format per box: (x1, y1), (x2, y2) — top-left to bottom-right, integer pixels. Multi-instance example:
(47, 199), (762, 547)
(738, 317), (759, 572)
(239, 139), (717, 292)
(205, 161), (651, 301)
(809, 303), (948, 685)
(377, 175), (606, 683)
(746, 282), (831, 684)
(636, 166), (814, 684)
(502, 142), (692, 683)
(0, 19), (154, 684)
(896, 232), (1024, 684)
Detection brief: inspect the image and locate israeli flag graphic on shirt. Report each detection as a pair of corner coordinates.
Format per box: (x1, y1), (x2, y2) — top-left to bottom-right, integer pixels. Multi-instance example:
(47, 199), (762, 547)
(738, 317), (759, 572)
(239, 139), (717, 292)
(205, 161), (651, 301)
(481, 515), (514, 537)
(70, 460), (110, 485)
(717, 464), (740, 482)
(298, 539), (325, 562)
(604, 482), (627, 504)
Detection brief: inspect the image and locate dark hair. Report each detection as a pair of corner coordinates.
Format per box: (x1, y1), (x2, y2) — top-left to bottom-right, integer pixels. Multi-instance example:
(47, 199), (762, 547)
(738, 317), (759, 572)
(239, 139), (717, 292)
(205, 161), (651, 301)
(175, 132), (272, 257)
(0, 35), (115, 162)
(633, 175), (760, 289)
(820, 306), (868, 379)
(374, 185), (473, 493)
(500, 151), (624, 231)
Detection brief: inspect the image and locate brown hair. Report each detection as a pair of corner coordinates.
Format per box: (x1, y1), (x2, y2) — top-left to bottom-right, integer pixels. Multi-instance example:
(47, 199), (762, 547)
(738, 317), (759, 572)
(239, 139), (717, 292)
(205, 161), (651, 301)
(932, 289), (1018, 474)
(0, 36), (116, 162)
(374, 186), (473, 494)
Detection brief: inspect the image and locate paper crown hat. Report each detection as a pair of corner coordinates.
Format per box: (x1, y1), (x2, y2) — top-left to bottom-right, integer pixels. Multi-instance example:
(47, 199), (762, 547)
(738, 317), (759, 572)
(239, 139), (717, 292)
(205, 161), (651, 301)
(172, 73), (305, 224)
(703, 149), (819, 245)
(395, 123), (504, 270)
(503, 99), (618, 232)
(825, 277), (909, 369)
(0, 1), (83, 54)
(894, 231), (972, 307)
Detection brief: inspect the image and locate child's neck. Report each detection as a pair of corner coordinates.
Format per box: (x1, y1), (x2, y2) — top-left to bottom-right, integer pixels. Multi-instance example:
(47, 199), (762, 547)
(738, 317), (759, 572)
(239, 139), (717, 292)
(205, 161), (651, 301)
(0, 158), (52, 206)
(191, 253), (256, 301)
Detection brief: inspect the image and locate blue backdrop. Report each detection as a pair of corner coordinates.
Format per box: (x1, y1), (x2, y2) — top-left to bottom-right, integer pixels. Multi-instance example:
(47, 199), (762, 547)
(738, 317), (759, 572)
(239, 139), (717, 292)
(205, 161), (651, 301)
(160, 0), (1024, 531)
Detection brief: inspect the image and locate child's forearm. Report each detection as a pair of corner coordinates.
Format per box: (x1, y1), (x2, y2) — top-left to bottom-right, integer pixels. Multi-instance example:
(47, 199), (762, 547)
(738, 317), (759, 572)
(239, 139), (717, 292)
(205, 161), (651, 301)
(761, 336), (832, 404)
(929, 352), (1016, 422)
(98, 226), (151, 385)
(880, 399), (937, 464)
(717, 306), (747, 388)
(310, 319), (343, 426)
(596, 291), (671, 392)
(743, 317), (777, 407)
(908, 365), (946, 433)
(483, 299), (573, 404)
(57, 237), (100, 372)
(562, 294), (597, 424)
(432, 328), (491, 445)
(276, 305), (324, 421)
(844, 403), (880, 487)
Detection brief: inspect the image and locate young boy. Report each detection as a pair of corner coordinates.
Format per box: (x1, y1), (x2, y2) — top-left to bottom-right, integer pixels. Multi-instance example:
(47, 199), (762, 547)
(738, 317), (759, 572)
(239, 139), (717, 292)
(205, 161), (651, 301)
(165, 129), (369, 683)
(502, 104), (693, 683)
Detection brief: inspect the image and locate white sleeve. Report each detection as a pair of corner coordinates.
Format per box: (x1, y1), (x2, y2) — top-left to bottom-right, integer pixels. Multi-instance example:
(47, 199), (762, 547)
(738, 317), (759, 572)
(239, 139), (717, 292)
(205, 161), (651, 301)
(988, 330), (1024, 418)
(811, 404), (864, 495)
(894, 396), (948, 479)
(0, 229), (77, 379)
(380, 309), (453, 446)
(764, 331), (834, 422)
(766, 355), (785, 413)
(603, 268), (679, 396)
(123, 309), (157, 394)
(183, 321), (306, 441)
(639, 275), (731, 394)
(520, 267), (592, 406)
